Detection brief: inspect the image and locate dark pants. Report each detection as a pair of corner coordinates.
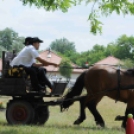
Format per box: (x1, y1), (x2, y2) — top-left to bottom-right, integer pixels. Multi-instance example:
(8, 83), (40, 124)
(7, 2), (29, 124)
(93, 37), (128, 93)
(24, 66), (52, 90)
(32, 66), (52, 89)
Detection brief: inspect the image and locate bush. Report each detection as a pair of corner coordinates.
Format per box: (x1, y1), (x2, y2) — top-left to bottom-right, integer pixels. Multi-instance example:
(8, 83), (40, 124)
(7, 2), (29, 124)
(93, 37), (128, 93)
(59, 59), (72, 79)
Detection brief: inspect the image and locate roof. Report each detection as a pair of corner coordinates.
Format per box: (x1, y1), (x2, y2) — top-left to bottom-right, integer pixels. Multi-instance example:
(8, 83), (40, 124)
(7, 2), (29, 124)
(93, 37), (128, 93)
(95, 56), (121, 65)
(39, 50), (61, 72)
(39, 50), (85, 73)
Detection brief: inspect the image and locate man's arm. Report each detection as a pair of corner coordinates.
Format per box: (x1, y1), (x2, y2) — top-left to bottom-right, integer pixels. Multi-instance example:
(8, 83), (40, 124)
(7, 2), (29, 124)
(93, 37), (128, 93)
(32, 63), (44, 67)
(36, 57), (58, 67)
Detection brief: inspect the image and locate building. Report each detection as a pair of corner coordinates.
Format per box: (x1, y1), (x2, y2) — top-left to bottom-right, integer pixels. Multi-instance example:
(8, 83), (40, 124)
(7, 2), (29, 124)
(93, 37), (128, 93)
(39, 50), (86, 81)
(95, 56), (122, 66)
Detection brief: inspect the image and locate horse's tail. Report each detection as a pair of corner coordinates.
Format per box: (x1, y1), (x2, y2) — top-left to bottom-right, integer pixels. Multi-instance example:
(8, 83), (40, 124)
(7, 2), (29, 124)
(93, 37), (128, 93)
(61, 71), (86, 109)
(66, 70), (86, 98)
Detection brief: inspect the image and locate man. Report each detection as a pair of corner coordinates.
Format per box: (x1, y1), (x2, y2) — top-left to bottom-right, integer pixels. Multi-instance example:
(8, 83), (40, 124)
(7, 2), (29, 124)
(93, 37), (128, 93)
(24, 37), (54, 91)
(10, 37), (58, 92)
(23, 37), (33, 46)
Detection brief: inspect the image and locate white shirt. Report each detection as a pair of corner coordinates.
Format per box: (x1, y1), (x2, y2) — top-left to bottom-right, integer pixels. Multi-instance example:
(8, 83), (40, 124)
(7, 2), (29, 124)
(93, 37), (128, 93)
(10, 45), (39, 67)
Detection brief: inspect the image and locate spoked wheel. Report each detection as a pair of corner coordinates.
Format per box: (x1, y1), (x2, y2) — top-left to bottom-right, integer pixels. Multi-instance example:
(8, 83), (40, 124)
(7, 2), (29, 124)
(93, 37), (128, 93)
(6, 100), (35, 125)
(33, 106), (49, 125)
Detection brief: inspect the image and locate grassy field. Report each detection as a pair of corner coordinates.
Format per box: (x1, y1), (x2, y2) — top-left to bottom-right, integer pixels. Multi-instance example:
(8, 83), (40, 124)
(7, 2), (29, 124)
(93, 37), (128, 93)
(0, 96), (126, 134)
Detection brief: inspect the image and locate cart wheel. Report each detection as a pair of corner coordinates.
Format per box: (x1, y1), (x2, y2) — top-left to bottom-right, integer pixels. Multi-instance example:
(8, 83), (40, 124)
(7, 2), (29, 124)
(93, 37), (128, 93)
(6, 100), (35, 125)
(33, 106), (49, 125)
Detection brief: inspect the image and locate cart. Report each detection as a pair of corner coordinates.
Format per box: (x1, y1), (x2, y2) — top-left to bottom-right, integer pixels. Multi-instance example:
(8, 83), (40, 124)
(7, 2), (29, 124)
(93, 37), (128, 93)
(0, 51), (71, 125)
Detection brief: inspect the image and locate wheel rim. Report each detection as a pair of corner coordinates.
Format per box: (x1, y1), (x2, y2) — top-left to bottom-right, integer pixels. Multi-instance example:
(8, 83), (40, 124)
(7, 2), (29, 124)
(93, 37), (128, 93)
(12, 106), (28, 122)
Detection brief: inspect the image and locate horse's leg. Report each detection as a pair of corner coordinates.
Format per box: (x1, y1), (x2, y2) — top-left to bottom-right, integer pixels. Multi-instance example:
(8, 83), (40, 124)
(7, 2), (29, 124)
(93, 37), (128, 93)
(122, 107), (134, 128)
(115, 115), (125, 121)
(74, 96), (105, 127)
(86, 100), (105, 127)
(74, 96), (86, 125)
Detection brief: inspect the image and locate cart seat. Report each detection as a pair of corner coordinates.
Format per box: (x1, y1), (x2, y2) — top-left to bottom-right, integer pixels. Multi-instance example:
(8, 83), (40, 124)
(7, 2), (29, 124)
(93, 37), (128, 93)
(2, 51), (16, 78)
(2, 51), (28, 78)
(8, 66), (27, 78)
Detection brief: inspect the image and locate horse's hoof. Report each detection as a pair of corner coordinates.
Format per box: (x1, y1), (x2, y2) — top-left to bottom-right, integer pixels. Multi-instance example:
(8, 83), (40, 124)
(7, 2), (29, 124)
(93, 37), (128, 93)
(96, 122), (105, 127)
(115, 115), (125, 121)
(74, 119), (84, 125)
(121, 122), (126, 129)
(74, 120), (82, 125)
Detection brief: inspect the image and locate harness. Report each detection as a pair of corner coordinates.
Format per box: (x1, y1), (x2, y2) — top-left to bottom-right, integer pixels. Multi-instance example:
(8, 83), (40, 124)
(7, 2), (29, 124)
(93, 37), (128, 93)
(116, 67), (121, 102)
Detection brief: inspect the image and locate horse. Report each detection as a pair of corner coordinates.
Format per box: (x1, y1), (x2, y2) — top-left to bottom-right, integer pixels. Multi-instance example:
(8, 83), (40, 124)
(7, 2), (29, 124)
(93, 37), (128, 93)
(61, 64), (134, 128)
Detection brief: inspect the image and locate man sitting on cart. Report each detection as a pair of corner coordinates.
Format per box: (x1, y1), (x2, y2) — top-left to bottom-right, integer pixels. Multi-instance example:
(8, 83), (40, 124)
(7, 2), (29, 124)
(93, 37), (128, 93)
(10, 37), (58, 93)
(23, 37), (55, 92)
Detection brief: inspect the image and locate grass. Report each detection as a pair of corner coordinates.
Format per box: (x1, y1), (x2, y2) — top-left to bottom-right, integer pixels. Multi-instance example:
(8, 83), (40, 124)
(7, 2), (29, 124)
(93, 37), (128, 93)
(0, 96), (126, 134)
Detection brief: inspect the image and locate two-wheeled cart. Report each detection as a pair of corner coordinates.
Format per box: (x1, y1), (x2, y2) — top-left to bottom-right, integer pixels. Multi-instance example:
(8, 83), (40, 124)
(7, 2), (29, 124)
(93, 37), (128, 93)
(0, 51), (75, 125)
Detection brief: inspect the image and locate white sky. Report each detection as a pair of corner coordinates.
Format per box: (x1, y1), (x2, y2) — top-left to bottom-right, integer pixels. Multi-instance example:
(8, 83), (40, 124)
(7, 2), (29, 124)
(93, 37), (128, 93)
(0, 0), (134, 52)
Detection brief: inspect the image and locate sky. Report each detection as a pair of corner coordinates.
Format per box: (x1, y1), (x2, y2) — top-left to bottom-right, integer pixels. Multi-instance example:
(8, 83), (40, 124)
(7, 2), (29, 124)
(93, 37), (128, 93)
(0, 0), (134, 52)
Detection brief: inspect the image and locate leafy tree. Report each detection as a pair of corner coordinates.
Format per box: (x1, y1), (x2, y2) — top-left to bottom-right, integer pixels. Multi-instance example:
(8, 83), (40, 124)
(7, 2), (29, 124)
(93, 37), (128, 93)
(83, 44), (106, 64)
(112, 35), (134, 60)
(0, 28), (25, 52)
(105, 43), (117, 56)
(0, 28), (15, 50)
(0, 46), (6, 58)
(12, 37), (25, 52)
(59, 59), (72, 79)
(50, 38), (76, 54)
(20, 0), (134, 34)
(121, 58), (134, 69)
(69, 52), (80, 63)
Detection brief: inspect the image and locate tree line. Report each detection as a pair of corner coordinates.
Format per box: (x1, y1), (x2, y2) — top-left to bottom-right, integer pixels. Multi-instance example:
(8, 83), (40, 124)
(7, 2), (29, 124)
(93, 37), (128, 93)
(0, 28), (134, 68)
(50, 35), (134, 68)
(0, 28), (24, 57)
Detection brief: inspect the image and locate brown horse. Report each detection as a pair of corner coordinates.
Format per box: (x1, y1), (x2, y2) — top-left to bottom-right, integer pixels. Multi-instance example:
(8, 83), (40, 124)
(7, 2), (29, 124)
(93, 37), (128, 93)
(61, 64), (134, 128)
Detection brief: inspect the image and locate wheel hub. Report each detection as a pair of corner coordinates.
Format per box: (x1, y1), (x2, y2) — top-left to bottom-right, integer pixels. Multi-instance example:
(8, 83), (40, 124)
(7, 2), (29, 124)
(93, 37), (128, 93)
(13, 106), (27, 121)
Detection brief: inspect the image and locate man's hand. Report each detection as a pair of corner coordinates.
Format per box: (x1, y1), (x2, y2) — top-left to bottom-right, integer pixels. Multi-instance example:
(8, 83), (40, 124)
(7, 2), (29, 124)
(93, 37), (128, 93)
(53, 63), (59, 67)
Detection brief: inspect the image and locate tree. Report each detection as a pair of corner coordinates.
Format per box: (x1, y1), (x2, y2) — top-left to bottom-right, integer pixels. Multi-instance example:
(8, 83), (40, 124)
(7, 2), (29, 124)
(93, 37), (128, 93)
(0, 28), (15, 50)
(83, 44), (106, 64)
(121, 58), (134, 69)
(59, 59), (72, 79)
(0, 28), (25, 52)
(105, 43), (117, 56)
(20, 0), (134, 34)
(112, 35), (134, 60)
(50, 38), (76, 54)
(12, 37), (25, 52)
(0, 46), (6, 58)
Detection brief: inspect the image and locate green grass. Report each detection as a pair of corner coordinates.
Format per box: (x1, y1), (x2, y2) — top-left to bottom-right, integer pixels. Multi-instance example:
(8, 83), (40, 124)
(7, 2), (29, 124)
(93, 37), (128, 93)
(0, 96), (126, 134)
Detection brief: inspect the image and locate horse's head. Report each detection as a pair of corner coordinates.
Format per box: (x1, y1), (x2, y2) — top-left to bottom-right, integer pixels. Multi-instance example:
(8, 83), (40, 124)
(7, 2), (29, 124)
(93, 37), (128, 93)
(61, 98), (74, 111)
(61, 89), (75, 111)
